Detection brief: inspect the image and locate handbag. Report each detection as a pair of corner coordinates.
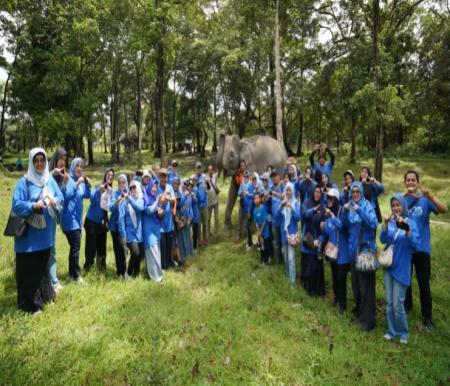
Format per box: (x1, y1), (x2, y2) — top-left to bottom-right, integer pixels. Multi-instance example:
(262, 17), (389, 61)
(324, 241), (338, 260)
(287, 232), (299, 246)
(303, 232), (315, 249)
(378, 229), (400, 268)
(4, 210), (27, 237)
(4, 179), (30, 237)
(355, 247), (379, 271)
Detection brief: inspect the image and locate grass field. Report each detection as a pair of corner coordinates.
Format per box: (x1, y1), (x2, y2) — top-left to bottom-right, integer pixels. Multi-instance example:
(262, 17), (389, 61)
(0, 151), (449, 385)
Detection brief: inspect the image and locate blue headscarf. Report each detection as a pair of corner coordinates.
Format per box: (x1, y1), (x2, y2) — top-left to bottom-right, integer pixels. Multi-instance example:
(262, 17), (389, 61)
(69, 157), (83, 180)
(390, 193), (410, 217)
(347, 180), (371, 224)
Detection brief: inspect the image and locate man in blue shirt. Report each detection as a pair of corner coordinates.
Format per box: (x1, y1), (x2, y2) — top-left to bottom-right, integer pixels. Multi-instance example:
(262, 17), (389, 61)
(309, 144), (335, 184)
(403, 170), (448, 330)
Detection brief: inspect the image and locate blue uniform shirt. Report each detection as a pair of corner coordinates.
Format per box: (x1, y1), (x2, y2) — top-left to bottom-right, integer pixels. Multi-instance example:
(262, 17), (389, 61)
(253, 205), (270, 239)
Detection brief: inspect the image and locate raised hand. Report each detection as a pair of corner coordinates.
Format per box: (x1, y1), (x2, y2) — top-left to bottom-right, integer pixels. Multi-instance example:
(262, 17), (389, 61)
(343, 202), (351, 211)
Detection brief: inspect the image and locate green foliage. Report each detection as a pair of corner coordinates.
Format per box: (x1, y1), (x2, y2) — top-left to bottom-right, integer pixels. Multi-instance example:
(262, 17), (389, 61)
(0, 154), (449, 384)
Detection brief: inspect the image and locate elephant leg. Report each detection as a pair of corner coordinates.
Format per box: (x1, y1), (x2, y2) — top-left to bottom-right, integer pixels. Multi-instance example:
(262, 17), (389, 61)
(224, 179), (238, 230)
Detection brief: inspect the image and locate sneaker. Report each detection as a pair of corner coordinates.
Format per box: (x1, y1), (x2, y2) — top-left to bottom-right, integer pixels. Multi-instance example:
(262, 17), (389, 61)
(400, 338), (408, 344)
(32, 310), (43, 316)
(383, 334), (394, 342)
(53, 283), (63, 293)
(423, 318), (433, 332)
(246, 245), (252, 252)
(75, 277), (87, 285)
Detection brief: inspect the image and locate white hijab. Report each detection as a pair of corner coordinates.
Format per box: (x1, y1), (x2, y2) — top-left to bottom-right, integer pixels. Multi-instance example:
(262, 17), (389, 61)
(282, 182), (297, 233)
(26, 147), (50, 187)
(129, 180), (143, 228)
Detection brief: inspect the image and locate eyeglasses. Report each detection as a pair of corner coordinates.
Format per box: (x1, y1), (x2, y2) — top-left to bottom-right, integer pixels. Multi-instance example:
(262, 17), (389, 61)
(351, 190), (360, 194)
(33, 157), (46, 164)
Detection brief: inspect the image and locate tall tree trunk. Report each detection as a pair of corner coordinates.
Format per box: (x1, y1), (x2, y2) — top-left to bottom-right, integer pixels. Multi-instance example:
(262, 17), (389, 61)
(87, 124), (94, 165)
(154, 0), (167, 167)
(297, 110), (303, 156)
(101, 111), (107, 153)
(172, 70), (177, 153)
(350, 115), (357, 164)
(0, 72), (11, 152)
(136, 62), (143, 169)
(212, 84), (218, 152)
(274, 0), (284, 145)
(269, 57), (276, 138)
(372, 0), (383, 181)
(123, 102), (129, 160)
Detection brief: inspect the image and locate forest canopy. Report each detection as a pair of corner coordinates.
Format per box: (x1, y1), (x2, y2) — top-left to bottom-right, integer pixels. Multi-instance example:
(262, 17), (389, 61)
(0, 0), (449, 178)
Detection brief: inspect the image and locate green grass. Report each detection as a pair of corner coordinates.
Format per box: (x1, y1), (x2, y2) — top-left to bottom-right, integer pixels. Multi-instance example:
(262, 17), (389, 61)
(1, 151), (449, 385)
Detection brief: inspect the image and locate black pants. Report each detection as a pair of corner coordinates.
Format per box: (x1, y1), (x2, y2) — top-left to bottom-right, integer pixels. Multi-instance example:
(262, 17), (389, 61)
(160, 231), (174, 270)
(63, 229), (81, 280)
(246, 217), (253, 247)
(331, 263), (350, 312)
(404, 252), (432, 322)
(272, 224), (283, 265)
(84, 229), (107, 270)
(111, 231), (126, 276)
(351, 263), (376, 331)
(192, 223), (199, 250)
(259, 235), (274, 264)
(16, 248), (54, 313)
(127, 242), (145, 277)
(301, 252), (325, 296)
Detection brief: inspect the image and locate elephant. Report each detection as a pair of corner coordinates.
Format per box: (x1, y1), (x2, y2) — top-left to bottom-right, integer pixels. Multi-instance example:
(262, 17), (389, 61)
(216, 133), (288, 229)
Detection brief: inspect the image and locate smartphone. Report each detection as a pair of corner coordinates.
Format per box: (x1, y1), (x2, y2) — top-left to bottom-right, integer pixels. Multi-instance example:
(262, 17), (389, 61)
(396, 221), (410, 231)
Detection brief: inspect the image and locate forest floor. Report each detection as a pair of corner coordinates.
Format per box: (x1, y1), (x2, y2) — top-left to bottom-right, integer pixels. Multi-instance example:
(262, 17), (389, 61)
(0, 151), (449, 385)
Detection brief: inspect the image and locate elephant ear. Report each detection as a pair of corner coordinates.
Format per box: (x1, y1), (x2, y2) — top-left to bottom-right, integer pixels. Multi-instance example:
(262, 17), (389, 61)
(238, 140), (253, 170)
(216, 132), (226, 168)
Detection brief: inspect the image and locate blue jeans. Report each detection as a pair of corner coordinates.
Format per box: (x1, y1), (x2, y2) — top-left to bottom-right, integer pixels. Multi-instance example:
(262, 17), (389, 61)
(384, 269), (408, 340)
(49, 244), (59, 288)
(283, 243), (296, 287)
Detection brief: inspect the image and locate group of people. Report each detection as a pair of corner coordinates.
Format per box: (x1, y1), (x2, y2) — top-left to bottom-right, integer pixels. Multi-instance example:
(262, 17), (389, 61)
(9, 147), (220, 315)
(8, 144), (448, 344)
(233, 144), (447, 343)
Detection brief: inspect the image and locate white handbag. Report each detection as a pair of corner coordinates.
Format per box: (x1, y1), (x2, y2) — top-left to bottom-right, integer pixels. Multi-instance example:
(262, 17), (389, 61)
(378, 230), (400, 268)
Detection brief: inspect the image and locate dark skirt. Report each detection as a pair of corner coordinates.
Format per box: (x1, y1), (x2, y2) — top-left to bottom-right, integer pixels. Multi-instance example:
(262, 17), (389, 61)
(16, 248), (55, 313)
(351, 263), (376, 331)
(301, 252), (325, 296)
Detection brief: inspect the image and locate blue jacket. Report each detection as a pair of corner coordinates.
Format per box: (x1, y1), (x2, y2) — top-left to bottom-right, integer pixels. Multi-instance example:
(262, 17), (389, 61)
(60, 177), (91, 232)
(301, 200), (325, 255)
(191, 186), (199, 224)
(280, 201), (301, 244)
(109, 189), (125, 233)
(13, 177), (64, 253)
(253, 205), (270, 239)
(158, 184), (175, 233)
(380, 219), (419, 286)
(238, 181), (252, 215)
(179, 192), (193, 220)
(341, 182), (378, 261)
(118, 197), (144, 243)
(404, 195), (438, 255)
(269, 183), (284, 227)
(142, 196), (161, 248)
(86, 187), (104, 224)
(319, 212), (351, 265)
(296, 179), (317, 204)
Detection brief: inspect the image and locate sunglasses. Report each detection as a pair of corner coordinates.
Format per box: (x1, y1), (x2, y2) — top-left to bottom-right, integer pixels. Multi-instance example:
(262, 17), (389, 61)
(130, 186), (137, 191)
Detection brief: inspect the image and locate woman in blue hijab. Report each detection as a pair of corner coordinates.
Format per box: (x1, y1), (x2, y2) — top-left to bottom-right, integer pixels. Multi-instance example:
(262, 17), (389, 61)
(380, 194), (419, 344)
(341, 181), (378, 331)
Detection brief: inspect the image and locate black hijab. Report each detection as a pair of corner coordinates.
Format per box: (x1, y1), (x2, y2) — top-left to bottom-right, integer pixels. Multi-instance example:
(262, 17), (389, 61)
(304, 186), (325, 235)
(49, 147), (67, 185)
(360, 167), (373, 202)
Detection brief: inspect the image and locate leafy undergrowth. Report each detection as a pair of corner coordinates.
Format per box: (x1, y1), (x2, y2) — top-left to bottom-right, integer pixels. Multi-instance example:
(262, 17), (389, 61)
(0, 153), (449, 385)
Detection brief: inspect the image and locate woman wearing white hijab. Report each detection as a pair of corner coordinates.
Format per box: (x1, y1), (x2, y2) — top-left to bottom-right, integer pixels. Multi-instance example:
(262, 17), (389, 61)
(118, 179), (145, 277)
(279, 182), (301, 287)
(11, 148), (63, 314)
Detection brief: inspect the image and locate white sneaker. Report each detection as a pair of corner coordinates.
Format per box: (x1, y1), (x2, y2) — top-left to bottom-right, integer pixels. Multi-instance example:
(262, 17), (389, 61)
(75, 277), (87, 285)
(246, 245), (252, 252)
(383, 334), (394, 342)
(400, 338), (408, 344)
(53, 283), (63, 293)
